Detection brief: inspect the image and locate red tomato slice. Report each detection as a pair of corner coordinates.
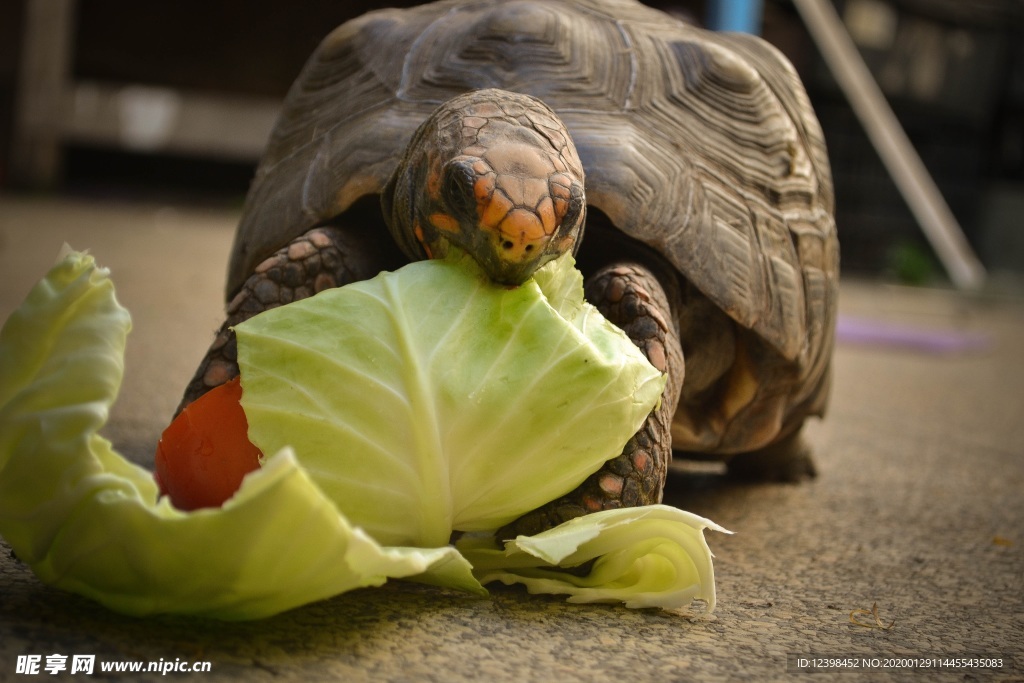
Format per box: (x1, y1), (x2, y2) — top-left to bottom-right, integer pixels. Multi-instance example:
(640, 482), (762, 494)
(154, 377), (263, 510)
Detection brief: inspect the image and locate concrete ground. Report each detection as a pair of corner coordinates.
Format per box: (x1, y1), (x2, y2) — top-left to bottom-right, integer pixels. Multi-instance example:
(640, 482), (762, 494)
(0, 195), (1021, 682)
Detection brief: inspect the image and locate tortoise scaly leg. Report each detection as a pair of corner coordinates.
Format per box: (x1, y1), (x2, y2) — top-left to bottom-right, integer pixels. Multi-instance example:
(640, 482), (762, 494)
(496, 262), (684, 540)
(176, 223), (402, 414)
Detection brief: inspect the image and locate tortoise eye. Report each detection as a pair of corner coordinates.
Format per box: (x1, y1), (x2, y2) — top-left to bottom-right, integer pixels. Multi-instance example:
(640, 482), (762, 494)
(441, 158), (478, 221)
(560, 181), (586, 230)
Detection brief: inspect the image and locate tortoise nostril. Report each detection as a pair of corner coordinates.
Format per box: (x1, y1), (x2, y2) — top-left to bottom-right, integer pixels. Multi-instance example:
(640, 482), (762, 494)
(524, 244), (535, 252)
(502, 240), (514, 250)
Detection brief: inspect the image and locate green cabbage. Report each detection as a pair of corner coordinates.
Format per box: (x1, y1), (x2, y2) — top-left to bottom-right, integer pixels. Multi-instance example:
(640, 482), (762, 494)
(0, 251), (479, 619)
(458, 505), (728, 611)
(235, 251), (666, 547)
(0, 248), (724, 619)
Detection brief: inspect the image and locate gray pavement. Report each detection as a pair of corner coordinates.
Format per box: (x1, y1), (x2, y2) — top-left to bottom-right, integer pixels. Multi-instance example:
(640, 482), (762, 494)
(1, 195), (1022, 681)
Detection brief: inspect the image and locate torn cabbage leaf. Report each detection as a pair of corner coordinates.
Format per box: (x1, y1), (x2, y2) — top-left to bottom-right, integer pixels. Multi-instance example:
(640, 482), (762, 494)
(0, 249), (724, 619)
(235, 251), (667, 547)
(458, 505), (729, 611)
(0, 251), (479, 619)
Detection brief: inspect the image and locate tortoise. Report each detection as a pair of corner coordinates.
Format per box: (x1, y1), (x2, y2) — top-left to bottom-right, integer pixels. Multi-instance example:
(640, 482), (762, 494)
(180, 0), (839, 537)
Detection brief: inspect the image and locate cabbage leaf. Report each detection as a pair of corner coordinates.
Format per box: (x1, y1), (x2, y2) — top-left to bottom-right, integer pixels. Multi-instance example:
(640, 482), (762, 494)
(0, 251), (479, 619)
(0, 249), (724, 619)
(235, 251), (667, 547)
(458, 505), (729, 611)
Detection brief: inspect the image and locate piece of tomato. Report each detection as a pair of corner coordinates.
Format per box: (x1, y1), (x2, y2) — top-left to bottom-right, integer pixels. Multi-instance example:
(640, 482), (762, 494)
(154, 376), (263, 510)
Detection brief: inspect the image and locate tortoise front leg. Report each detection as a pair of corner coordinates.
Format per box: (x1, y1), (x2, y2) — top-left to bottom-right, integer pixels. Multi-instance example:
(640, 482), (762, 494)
(176, 223), (403, 414)
(497, 262), (684, 539)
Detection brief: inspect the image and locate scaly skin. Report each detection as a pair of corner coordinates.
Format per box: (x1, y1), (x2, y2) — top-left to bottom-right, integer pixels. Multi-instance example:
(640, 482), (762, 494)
(176, 224), (401, 415)
(383, 89), (586, 286)
(496, 262), (684, 540)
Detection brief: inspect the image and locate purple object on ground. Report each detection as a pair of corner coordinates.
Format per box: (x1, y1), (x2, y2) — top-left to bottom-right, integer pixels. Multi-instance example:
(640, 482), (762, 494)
(836, 316), (993, 354)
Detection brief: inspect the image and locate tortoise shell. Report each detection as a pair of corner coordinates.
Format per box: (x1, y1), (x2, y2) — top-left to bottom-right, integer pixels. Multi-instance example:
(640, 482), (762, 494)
(229, 0), (838, 377)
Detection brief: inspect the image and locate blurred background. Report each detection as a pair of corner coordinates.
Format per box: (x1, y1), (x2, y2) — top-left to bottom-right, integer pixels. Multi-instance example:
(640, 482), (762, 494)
(0, 0), (1022, 287)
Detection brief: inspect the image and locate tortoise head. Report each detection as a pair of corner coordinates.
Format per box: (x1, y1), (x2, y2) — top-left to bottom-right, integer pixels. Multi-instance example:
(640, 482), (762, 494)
(382, 89), (586, 285)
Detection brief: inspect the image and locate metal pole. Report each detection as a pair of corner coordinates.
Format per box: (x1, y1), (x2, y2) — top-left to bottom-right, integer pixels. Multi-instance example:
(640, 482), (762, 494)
(790, 0), (987, 290)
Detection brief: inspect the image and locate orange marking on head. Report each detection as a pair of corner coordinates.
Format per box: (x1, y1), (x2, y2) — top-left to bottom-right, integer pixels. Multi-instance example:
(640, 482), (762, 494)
(414, 222), (433, 258)
(536, 197), (556, 235)
(481, 191), (514, 230)
(429, 212), (461, 234)
(474, 174), (495, 204)
(500, 209), (546, 242)
(553, 196), (568, 222)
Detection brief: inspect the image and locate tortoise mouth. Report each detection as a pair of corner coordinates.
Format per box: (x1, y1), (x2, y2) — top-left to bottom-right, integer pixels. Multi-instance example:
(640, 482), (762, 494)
(429, 230), (554, 287)
(486, 252), (557, 287)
